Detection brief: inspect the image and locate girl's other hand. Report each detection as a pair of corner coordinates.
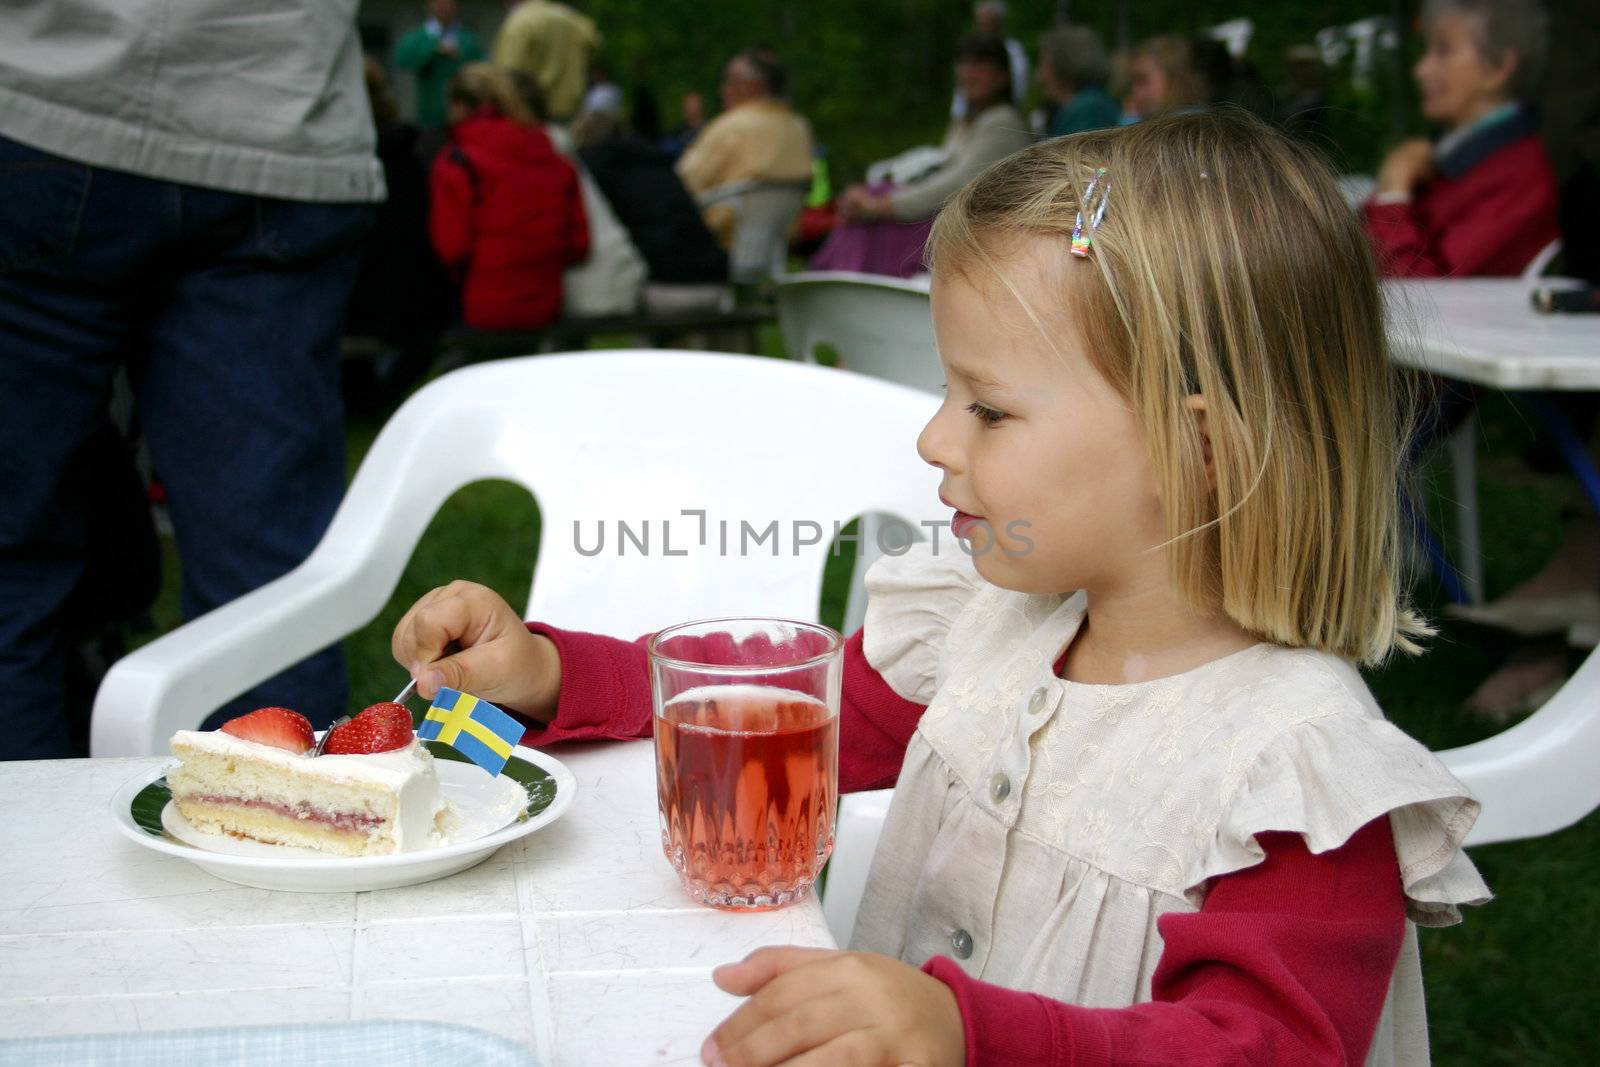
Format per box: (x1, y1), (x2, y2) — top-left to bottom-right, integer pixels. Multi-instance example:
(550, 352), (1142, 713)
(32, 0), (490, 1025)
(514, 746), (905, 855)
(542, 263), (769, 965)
(839, 185), (868, 221)
(840, 188), (890, 223)
(702, 946), (965, 1067)
(390, 581), (560, 722)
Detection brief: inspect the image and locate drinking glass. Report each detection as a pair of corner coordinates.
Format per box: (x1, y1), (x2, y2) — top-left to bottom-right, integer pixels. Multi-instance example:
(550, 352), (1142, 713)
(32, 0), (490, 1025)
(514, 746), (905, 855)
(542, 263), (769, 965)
(649, 617), (843, 910)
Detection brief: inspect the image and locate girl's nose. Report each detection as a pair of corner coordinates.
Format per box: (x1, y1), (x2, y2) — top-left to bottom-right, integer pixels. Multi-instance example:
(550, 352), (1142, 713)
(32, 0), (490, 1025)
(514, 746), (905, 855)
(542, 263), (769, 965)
(917, 404), (961, 473)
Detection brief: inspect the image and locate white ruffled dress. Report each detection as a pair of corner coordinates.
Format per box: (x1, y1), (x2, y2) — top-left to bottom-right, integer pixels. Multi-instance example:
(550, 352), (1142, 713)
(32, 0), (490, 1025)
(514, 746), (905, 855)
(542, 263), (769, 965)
(851, 542), (1490, 1067)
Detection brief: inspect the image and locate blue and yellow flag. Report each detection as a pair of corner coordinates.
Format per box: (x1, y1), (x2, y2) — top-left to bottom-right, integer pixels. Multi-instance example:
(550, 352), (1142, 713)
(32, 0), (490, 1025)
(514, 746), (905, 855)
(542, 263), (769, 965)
(417, 688), (523, 777)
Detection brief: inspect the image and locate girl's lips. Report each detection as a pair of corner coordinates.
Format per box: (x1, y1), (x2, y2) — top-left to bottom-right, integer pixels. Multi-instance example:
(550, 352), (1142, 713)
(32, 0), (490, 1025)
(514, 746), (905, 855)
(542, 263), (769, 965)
(951, 510), (982, 539)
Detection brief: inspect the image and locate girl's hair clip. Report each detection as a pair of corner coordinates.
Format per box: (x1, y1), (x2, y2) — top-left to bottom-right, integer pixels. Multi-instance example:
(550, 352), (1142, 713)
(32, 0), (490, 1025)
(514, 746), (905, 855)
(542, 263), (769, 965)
(1070, 167), (1111, 257)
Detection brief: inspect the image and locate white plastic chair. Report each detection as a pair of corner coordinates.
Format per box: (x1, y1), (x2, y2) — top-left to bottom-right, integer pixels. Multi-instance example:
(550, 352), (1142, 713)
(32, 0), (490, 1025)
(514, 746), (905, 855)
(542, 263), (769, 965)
(90, 350), (943, 758)
(1440, 648), (1600, 845)
(775, 272), (942, 635)
(1520, 238), (1564, 282)
(775, 271), (941, 393)
(698, 180), (810, 285)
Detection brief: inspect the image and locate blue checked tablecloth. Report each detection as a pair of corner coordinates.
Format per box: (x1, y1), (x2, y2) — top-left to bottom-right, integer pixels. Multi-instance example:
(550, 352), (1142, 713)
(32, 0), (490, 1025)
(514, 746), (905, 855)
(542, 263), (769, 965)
(0, 1021), (539, 1066)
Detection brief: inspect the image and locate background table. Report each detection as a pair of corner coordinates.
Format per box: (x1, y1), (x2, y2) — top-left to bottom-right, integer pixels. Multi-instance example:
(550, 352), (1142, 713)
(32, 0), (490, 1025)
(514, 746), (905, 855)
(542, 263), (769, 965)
(1385, 278), (1600, 389)
(1384, 277), (1600, 603)
(0, 741), (836, 1066)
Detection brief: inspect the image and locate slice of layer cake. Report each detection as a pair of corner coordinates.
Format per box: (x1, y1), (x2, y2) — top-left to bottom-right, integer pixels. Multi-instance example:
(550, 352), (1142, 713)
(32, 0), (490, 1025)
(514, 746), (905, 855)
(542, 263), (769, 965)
(167, 704), (448, 857)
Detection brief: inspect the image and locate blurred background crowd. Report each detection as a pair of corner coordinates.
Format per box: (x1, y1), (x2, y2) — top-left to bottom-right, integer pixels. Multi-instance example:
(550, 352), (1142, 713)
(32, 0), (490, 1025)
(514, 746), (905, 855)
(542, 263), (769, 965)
(3, 0), (1597, 774)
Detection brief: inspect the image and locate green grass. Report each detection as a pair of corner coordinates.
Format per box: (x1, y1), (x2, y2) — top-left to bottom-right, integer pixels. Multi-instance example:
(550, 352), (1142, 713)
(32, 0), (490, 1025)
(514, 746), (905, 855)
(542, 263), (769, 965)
(138, 356), (1598, 1063)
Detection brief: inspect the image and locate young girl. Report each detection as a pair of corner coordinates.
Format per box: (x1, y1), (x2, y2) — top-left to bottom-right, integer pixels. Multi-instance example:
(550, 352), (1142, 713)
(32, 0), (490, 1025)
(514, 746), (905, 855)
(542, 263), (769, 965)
(429, 63), (589, 330)
(393, 110), (1488, 1066)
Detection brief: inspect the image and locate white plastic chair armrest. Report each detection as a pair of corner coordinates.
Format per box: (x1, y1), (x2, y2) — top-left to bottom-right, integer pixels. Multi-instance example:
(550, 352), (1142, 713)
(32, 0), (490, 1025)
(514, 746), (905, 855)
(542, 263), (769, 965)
(90, 383), (497, 756)
(1439, 645), (1600, 845)
(89, 556), (392, 757)
(1521, 238), (1563, 281)
(696, 179), (810, 209)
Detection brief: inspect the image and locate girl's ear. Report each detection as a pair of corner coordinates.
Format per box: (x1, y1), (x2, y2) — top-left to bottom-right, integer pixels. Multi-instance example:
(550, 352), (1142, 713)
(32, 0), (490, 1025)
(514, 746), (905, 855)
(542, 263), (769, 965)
(1184, 394), (1216, 491)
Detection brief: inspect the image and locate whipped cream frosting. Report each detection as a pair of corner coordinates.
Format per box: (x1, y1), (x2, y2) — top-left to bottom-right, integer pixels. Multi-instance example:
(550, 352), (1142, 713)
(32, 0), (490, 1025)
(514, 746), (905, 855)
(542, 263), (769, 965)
(170, 730), (435, 787)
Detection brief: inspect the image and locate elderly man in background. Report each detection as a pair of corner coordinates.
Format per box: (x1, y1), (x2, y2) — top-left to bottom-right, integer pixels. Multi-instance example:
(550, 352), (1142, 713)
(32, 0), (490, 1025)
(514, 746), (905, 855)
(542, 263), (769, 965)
(1039, 25), (1121, 138)
(492, 0), (599, 122)
(675, 50), (814, 247)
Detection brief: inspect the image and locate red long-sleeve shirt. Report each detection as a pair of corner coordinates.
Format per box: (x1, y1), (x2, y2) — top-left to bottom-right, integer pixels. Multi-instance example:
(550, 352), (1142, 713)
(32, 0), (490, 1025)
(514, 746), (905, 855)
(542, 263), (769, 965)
(519, 623), (1406, 1066)
(1363, 131), (1559, 278)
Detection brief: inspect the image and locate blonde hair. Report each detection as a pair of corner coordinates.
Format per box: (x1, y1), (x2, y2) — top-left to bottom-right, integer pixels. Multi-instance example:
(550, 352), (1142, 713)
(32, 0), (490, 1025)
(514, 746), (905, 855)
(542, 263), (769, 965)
(447, 63), (538, 125)
(928, 109), (1429, 666)
(1130, 35), (1211, 113)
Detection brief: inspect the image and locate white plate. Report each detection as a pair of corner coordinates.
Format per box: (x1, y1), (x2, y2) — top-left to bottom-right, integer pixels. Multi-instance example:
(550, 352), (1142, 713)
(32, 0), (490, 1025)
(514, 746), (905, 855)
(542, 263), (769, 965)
(109, 743), (576, 893)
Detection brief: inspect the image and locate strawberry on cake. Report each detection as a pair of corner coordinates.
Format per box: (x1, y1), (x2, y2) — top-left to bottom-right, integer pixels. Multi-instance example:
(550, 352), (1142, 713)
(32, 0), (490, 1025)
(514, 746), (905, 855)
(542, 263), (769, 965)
(167, 703), (449, 857)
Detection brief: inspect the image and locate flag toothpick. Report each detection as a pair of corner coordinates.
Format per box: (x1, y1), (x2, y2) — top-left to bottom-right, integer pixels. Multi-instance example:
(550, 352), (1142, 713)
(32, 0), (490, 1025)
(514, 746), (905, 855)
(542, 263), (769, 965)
(416, 688), (524, 777)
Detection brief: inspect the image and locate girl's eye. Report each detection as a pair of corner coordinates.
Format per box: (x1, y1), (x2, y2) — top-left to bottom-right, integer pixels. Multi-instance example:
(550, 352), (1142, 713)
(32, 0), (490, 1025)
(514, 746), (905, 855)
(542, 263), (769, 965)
(966, 400), (1007, 425)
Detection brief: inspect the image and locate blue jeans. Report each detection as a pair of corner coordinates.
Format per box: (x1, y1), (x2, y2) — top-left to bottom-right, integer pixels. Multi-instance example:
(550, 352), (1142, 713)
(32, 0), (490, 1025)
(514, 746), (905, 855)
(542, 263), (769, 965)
(0, 135), (369, 759)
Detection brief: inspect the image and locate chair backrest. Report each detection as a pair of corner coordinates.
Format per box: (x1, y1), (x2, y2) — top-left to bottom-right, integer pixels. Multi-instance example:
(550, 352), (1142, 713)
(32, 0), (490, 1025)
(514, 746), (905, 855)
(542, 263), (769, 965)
(1521, 238), (1563, 281)
(504, 352), (942, 631)
(92, 351), (944, 754)
(775, 272), (941, 394)
(333, 351), (946, 636)
(701, 181), (810, 285)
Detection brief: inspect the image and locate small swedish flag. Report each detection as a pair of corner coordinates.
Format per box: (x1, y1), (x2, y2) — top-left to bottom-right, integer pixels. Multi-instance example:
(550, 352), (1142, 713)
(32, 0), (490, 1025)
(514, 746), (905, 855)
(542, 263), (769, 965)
(417, 688), (524, 777)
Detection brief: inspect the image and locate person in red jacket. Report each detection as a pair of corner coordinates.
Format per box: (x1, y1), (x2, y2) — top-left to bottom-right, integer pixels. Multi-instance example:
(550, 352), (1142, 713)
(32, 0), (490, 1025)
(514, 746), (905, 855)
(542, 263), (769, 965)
(1365, 0), (1559, 277)
(430, 63), (589, 329)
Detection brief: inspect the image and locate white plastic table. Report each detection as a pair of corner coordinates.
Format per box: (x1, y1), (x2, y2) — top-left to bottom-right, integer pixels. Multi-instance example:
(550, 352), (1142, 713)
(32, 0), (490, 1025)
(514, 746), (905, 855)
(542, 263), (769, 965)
(1384, 277), (1600, 604)
(0, 740), (836, 1066)
(1385, 278), (1600, 389)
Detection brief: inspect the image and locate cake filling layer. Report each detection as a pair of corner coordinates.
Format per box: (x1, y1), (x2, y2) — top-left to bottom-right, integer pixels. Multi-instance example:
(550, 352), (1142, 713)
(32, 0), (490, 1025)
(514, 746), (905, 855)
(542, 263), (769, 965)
(175, 799), (381, 856)
(185, 794), (387, 833)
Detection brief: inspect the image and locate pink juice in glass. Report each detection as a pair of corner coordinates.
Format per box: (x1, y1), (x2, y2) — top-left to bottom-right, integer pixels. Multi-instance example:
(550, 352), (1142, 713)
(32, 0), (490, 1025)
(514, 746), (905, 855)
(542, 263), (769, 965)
(655, 683), (839, 909)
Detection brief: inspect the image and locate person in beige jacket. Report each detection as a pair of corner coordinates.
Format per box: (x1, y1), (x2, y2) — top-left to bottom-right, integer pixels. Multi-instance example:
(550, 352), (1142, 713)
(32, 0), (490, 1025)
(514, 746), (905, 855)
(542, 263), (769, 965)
(491, 0), (599, 122)
(675, 50), (814, 246)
